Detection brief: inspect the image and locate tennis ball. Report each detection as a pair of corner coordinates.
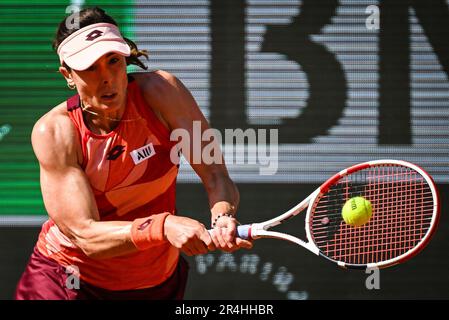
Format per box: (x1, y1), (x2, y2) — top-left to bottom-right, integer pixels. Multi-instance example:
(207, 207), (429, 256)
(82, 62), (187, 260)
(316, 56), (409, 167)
(341, 197), (372, 227)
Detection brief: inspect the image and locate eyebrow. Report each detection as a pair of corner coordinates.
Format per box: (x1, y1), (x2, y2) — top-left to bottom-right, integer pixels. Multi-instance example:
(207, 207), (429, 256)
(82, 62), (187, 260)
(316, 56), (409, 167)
(86, 53), (118, 69)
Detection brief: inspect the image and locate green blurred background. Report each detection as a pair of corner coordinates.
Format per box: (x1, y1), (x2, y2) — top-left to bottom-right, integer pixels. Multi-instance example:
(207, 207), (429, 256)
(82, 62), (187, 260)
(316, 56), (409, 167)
(0, 1), (135, 216)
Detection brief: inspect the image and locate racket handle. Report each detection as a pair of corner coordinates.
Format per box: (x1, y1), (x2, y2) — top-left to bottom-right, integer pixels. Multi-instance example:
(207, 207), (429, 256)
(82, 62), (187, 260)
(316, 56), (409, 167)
(207, 224), (252, 240)
(236, 224), (251, 240)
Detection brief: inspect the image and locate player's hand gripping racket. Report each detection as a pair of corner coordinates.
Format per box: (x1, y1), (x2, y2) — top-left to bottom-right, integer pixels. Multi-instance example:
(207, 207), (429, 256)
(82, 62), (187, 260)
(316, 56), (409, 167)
(235, 160), (440, 270)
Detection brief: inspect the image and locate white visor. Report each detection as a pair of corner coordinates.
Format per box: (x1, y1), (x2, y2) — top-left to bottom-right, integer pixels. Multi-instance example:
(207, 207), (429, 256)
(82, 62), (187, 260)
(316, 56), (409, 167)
(57, 23), (131, 71)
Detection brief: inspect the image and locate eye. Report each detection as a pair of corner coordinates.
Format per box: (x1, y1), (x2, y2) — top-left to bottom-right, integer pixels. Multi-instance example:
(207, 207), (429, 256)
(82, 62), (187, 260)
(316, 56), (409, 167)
(109, 57), (119, 64)
(86, 65), (96, 72)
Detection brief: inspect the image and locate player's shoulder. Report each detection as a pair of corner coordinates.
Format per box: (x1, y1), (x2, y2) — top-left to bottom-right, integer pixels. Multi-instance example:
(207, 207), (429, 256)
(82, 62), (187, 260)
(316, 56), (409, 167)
(32, 101), (75, 142)
(131, 70), (178, 86)
(31, 101), (80, 167)
(131, 70), (183, 98)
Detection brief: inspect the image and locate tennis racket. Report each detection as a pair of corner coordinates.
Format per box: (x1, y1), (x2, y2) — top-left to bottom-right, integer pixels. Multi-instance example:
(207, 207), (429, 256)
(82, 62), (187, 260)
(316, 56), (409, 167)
(235, 159), (440, 270)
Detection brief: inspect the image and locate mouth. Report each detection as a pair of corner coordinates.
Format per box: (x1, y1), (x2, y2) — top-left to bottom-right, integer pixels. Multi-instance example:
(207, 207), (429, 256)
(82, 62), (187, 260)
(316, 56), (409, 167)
(100, 93), (117, 101)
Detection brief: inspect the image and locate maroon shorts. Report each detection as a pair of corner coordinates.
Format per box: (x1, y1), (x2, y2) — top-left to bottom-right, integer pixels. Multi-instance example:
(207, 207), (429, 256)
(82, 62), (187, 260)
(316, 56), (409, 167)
(14, 246), (189, 300)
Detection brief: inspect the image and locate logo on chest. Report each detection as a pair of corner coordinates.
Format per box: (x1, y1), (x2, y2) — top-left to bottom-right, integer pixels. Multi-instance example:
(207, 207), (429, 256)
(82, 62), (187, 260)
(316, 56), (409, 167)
(107, 145), (126, 160)
(130, 143), (156, 165)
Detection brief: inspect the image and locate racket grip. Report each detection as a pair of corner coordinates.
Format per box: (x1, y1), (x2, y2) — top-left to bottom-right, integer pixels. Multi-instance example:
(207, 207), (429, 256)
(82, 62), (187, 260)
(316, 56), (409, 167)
(236, 224), (251, 240)
(207, 225), (252, 240)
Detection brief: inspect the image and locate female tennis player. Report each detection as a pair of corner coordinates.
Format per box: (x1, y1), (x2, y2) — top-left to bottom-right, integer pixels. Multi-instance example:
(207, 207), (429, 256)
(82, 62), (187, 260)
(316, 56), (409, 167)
(15, 7), (252, 300)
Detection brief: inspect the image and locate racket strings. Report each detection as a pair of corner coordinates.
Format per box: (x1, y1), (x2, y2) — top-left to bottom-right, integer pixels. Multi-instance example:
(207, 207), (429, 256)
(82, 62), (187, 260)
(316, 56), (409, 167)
(309, 164), (435, 265)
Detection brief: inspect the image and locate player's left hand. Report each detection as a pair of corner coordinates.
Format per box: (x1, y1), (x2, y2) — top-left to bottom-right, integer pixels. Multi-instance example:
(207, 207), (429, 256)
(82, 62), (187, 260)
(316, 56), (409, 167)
(210, 215), (253, 252)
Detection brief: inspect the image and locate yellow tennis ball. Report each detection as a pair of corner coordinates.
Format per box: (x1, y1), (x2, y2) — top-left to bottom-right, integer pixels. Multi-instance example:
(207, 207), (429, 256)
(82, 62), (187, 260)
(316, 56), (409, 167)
(341, 197), (372, 227)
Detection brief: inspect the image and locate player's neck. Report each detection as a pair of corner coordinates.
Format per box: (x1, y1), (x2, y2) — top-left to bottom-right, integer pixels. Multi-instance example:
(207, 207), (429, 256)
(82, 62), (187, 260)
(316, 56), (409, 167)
(81, 100), (126, 135)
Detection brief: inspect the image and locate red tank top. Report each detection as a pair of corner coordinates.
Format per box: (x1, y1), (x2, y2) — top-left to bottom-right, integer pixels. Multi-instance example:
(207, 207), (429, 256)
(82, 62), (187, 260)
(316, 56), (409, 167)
(36, 76), (180, 290)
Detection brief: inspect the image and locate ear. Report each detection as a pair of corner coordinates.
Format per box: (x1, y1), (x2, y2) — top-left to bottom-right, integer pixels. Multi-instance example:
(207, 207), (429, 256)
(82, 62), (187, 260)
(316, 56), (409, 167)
(59, 66), (72, 82)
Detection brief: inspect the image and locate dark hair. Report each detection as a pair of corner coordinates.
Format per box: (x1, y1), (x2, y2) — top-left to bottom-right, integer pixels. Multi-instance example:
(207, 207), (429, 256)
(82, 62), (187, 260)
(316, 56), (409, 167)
(53, 7), (148, 70)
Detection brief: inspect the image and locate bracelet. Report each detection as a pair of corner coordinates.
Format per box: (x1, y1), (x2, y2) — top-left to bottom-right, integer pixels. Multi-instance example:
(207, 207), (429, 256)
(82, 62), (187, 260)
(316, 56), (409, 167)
(212, 213), (235, 228)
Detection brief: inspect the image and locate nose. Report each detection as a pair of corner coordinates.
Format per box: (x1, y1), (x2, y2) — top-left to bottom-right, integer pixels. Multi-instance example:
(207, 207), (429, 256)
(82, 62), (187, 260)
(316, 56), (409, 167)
(98, 64), (113, 84)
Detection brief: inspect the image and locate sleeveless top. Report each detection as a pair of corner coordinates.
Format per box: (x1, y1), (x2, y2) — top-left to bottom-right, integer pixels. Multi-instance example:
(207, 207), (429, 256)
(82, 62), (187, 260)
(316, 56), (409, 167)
(36, 75), (180, 290)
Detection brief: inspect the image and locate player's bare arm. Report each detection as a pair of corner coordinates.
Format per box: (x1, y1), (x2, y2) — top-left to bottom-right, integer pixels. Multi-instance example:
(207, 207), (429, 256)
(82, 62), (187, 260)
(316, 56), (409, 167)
(133, 71), (253, 251)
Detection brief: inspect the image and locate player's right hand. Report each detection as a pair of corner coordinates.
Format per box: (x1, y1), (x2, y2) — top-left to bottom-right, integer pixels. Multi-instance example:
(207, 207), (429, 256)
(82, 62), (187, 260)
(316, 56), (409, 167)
(163, 215), (216, 256)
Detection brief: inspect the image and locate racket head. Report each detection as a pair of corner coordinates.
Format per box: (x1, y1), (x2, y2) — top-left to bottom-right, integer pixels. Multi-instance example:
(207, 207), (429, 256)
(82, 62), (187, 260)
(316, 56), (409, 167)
(305, 159), (440, 270)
